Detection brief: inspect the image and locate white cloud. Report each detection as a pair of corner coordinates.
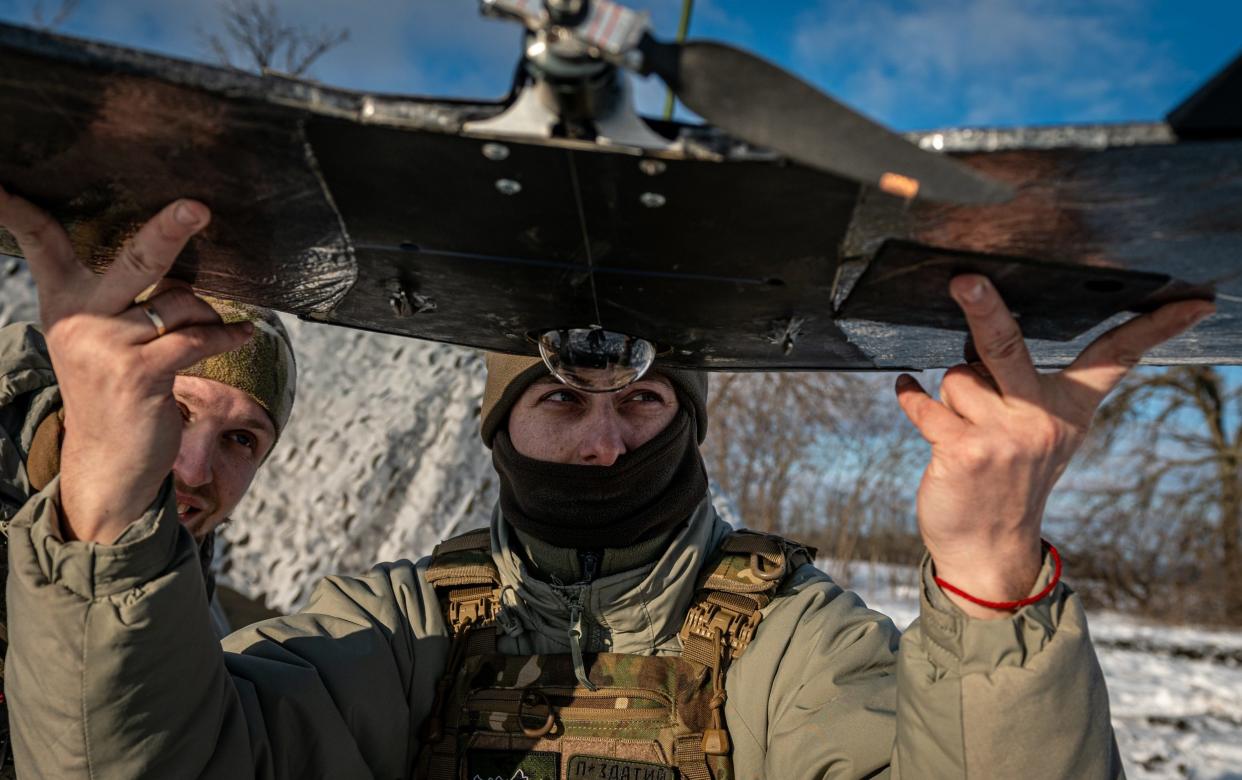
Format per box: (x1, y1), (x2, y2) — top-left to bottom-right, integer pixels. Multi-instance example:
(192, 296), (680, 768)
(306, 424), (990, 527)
(790, 0), (1190, 128)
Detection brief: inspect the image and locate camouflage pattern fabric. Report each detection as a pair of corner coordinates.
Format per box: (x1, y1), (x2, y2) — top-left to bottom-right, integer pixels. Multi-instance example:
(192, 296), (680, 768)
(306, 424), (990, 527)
(171, 296), (297, 438)
(429, 652), (717, 780)
(2, 383), (1124, 780)
(417, 527), (808, 780)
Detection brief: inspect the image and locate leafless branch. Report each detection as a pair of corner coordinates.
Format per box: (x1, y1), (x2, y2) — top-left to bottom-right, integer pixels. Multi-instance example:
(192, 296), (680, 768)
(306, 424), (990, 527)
(705, 372), (922, 566)
(30, 0), (79, 30)
(1071, 364), (1242, 624)
(202, 0), (349, 77)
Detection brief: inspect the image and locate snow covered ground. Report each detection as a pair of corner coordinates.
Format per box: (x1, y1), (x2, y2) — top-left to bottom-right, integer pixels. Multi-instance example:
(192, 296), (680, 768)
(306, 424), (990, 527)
(824, 559), (1242, 780)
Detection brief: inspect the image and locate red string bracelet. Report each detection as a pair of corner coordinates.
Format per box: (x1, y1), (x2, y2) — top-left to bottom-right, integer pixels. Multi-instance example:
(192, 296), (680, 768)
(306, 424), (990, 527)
(933, 540), (1062, 611)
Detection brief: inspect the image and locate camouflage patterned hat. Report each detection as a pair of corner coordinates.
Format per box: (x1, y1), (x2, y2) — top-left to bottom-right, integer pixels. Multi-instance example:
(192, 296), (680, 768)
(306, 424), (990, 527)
(177, 296), (297, 439)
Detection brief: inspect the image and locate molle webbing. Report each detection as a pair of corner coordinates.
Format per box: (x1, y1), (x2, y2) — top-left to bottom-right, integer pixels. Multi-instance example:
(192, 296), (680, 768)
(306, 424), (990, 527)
(681, 530), (815, 658)
(419, 526), (814, 780)
(678, 530), (815, 774)
(425, 528), (502, 657)
(420, 527), (502, 773)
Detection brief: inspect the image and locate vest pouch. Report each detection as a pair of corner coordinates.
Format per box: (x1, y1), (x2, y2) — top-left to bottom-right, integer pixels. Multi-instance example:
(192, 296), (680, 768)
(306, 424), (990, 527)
(465, 686), (672, 732)
(443, 652), (716, 780)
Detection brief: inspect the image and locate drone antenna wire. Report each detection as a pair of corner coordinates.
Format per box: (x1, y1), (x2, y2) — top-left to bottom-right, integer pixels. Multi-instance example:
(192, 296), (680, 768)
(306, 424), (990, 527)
(566, 150), (605, 328)
(663, 0), (695, 120)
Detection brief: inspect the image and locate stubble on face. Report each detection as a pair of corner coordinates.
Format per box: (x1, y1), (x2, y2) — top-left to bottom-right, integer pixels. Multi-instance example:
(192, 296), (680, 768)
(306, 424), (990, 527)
(170, 376), (275, 543)
(173, 477), (221, 541)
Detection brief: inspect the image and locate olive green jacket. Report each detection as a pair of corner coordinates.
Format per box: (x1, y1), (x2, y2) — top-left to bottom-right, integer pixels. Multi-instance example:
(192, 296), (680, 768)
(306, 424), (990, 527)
(0, 323), (1123, 779)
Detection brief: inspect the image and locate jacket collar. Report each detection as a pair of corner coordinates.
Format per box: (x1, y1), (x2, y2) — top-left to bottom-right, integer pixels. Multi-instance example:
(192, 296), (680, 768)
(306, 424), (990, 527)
(488, 494), (732, 655)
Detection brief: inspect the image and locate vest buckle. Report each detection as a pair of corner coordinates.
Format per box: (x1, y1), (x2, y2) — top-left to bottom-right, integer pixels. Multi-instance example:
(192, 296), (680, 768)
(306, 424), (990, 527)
(447, 587), (498, 633)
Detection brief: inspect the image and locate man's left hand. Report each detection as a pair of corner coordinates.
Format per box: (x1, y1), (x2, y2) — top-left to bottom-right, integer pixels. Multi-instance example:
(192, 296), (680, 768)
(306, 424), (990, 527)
(896, 274), (1214, 619)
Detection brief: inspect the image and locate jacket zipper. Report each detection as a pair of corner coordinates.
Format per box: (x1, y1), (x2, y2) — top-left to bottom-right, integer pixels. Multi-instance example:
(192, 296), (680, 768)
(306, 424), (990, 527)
(565, 588), (598, 691)
(578, 549), (600, 582)
(565, 549), (603, 692)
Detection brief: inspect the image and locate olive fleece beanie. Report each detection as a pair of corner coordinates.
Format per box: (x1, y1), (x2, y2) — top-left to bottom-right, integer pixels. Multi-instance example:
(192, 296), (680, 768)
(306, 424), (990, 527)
(178, 296), (297, 438)
(27, 296), (296, 489)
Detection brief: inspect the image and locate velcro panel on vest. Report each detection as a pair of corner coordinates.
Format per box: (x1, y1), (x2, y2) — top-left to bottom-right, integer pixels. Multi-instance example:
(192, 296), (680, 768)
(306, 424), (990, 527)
(425, 528), (499, 589)
(425, 528), (502, 642)
(448, 653), (713, 774)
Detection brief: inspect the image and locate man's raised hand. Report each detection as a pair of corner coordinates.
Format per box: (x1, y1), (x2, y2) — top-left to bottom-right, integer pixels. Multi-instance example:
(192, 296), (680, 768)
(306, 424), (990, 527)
(0, 186), (252, 543)
(896, 274), (1214, 619)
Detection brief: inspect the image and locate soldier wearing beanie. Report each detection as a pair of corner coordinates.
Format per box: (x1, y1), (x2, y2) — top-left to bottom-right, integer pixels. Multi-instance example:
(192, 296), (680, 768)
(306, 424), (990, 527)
(7, 290), (297, 563)
(2, 192), (1149, 779)
(0, 286), (295, 773)
(481, 353), (710, 556)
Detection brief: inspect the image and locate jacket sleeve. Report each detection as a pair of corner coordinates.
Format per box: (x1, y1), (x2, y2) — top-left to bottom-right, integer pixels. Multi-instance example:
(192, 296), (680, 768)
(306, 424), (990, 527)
(892, 551), (1123, 778)
(751, 551), (1122, 779)
(727, 565), (900, 779)
(0, 322), (61, 522)
(4, 476), (451, 779)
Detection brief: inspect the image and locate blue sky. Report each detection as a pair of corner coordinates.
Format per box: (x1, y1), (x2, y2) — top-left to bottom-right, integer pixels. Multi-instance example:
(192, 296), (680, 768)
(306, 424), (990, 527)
(1, 0), (1238, 131)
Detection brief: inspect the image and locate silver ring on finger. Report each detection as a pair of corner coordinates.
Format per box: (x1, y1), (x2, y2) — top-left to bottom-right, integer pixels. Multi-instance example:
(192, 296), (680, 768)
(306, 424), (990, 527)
(141, 302), (168, 338)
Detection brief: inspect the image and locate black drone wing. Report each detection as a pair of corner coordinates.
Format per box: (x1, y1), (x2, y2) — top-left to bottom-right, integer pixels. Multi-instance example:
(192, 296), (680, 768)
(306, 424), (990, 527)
(1, 22), (1238, 370)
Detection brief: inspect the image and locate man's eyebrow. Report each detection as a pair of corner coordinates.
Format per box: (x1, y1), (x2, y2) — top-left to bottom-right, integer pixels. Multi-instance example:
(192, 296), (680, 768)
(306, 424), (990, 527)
(235, 416), (276, 437)
(174, 388), (275, 437)
(638, 375), (674, 388)
(174, 387), (204, 405)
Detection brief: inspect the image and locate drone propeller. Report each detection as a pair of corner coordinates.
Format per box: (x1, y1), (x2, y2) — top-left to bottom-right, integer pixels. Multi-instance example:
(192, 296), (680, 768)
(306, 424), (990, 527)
(637, 36), (1013, 205)
(480, 0), (1013, 205)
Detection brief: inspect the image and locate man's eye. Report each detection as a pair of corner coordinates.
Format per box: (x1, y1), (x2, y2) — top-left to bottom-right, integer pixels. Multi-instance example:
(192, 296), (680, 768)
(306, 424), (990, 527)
(627, 390), (666, 404)
(227, 431), (257, 450)
(542, 390), (580, 404)
(176, 402), (191, 422)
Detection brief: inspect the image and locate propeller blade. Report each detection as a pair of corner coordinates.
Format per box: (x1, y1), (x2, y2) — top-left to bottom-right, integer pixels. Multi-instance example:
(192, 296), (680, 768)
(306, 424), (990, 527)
(639, 37), (1013, 204)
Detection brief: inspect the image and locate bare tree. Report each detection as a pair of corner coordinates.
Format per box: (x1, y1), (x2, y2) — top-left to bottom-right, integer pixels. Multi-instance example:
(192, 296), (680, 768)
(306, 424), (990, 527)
(29, 0), (79, 29)
(203, 0), (349, 78)
(1067, 366), (1242, 625)
(704, 372), (923, 571)
(706, 373), (842, 534)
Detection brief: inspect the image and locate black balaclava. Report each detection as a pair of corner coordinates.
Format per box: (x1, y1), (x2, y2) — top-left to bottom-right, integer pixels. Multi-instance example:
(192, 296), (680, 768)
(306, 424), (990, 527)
(481, 353), (710, 550)
(491, 403), (708, 550)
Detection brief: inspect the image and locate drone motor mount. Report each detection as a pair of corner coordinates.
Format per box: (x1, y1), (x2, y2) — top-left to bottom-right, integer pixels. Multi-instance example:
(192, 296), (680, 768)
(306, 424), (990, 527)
(466, 0), (672, 150)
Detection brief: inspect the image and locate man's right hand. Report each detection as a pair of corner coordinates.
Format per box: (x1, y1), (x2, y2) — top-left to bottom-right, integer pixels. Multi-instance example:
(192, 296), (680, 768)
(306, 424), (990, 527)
(0, 186), (252, 543)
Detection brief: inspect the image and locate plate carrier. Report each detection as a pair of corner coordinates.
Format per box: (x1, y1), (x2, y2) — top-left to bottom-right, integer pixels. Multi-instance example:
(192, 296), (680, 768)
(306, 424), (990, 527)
(415, 527), (814, 780)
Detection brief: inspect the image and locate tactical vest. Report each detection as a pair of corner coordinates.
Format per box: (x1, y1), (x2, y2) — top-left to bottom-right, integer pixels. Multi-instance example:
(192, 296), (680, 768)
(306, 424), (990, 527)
(416, 527), (814, 780)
